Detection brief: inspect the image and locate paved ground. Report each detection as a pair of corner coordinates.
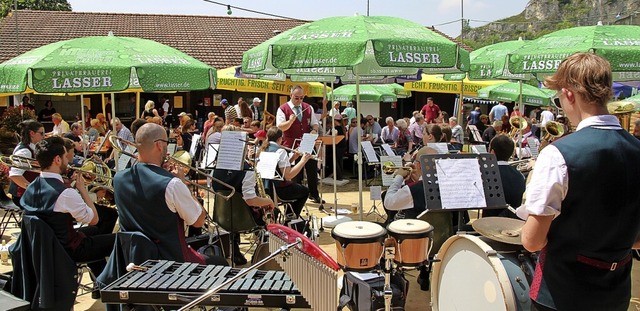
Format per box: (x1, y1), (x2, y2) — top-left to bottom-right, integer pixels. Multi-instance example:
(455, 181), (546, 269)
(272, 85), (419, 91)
(1, 178), (639, 310)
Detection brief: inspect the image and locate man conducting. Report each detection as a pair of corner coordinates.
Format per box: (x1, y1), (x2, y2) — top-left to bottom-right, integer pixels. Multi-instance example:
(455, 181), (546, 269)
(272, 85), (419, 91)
(276, 85), (325, 203)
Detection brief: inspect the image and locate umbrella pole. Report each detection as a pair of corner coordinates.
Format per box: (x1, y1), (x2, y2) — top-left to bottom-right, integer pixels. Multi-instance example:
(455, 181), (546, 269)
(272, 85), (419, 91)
(356, 67), (363, 221)
(80, 94), (87, 158)
(136, 92), (141, 120)
(111, 92), (119, 167)
(330, 81), (338, 214)
(263, 91), (269, 129)
(517, 81), (523, 160)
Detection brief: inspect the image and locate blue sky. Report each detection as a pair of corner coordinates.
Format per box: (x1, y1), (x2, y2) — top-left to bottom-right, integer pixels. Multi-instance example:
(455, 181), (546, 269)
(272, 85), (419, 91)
(67, 0), (529, 38)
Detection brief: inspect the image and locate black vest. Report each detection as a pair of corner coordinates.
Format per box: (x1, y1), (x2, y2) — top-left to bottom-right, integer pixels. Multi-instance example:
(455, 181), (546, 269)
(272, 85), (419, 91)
(21, 177), (84, 251)
(114, 163), (196, 262)
(535, 126), (640, 310)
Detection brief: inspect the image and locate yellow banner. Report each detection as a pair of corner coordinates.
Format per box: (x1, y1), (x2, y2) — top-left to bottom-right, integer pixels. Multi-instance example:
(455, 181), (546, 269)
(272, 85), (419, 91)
(404, 74), (504, 97)
(216, 67), (330, 98)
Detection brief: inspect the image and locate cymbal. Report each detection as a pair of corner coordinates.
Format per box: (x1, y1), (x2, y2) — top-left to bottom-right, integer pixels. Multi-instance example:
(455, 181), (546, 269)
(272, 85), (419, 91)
(472, 217), (525, 245)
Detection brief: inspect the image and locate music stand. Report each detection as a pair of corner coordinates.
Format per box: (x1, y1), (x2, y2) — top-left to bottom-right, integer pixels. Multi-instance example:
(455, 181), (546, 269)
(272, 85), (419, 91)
(360, 140), (380, 186)
(200, 143), (219, 170)
(418, 153), (508, 231)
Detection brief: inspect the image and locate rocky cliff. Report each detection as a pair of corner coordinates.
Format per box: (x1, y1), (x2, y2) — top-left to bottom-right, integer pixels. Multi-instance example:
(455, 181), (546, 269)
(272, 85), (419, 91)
(463, 0), (639, 49)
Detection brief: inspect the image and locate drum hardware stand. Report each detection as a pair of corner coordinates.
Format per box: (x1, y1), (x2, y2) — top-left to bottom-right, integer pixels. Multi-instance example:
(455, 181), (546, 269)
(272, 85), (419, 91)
(382, 238), (396, 311)
(177, 238), (302, 311)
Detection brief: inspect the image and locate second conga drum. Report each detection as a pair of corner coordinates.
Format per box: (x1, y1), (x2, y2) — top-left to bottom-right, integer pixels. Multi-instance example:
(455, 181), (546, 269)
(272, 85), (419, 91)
(387, 219), (433, 267)
(331, 221), (386, 271)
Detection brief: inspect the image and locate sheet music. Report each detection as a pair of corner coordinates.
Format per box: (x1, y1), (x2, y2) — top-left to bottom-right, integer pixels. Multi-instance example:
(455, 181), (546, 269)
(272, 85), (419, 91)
(200, 144), (219, 169)
(370, 186), (382, 200)
(380, 155), (402, 186)
(167, 142), (177, 156)
(189, 134), (201, 158)
(381, 144), (395, 156)
(298, 133), (318, 154)
(527, 138), (539, 158)
(116, 144), (137, 172)
(216, 131), (246, 171)
(471, 145), (487, 154)
(435, 158), (487, 209)
(468, 125), (483, 142)
(360, 141), (379, 163)
(256, 152), (280, 180)
(427, 143), (449, 154)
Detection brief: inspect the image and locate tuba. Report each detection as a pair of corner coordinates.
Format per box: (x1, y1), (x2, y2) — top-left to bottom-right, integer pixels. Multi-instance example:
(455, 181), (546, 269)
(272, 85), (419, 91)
(509, 116), (528, 138)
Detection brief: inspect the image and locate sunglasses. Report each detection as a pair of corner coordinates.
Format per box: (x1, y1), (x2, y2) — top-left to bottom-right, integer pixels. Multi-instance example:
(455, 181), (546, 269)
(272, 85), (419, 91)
(552, 89), (563, 107)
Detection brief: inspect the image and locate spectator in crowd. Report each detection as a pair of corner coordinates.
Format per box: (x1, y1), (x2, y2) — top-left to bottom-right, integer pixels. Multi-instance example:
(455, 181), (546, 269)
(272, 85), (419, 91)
(49, 113), (70, 136)
(420, 97), (441, 124)
(381, 117), (399, 144)
(38, 100), (56, 122)
(489, 101), (508, 123)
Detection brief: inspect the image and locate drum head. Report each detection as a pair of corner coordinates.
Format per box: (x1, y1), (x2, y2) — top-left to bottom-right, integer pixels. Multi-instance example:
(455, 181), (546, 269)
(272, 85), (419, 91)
(387, 219), (433, 239)
(331, 221), (386, 243)
(431, 234), (515, 311)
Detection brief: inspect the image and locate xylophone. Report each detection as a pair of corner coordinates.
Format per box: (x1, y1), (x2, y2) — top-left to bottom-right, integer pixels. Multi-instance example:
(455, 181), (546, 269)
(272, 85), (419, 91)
(100, 260), (310, 308)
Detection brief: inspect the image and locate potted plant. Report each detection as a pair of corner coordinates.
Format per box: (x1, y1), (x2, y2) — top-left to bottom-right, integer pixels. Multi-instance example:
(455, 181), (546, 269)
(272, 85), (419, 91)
(0, 107), (37, 155)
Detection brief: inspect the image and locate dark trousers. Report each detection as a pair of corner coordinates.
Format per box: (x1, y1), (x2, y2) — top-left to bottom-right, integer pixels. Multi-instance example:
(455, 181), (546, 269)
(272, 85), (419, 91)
(72, 205), (118, 276)
(294, 158), (319, 198)
(276, 183), (309, 217)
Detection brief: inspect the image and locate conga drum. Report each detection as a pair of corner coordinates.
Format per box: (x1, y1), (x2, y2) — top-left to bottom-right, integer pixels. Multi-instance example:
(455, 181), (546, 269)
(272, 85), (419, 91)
(387, 219), (433, 267)
(331, 221), (386, 271)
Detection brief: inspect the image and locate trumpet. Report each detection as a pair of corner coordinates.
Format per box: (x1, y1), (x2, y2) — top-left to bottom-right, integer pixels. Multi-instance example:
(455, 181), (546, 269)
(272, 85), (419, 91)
(509, 116), (528, 137)
(382, 161), (413, 175)
(539, 120), (565, 150)
(109, 135), (236, 200)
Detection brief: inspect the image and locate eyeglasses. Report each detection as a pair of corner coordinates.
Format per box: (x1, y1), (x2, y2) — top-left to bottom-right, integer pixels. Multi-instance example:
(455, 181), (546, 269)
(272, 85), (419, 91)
(37, 131), (45, 135)
(292, 96), (304, 100)
(154, 138), (169, 144)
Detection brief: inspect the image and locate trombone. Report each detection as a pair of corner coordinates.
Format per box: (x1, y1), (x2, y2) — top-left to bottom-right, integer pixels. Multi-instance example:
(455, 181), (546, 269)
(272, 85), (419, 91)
(109, 135), (236, 200)
(0, 155), (40, 172)
(382, 161), (413, 175)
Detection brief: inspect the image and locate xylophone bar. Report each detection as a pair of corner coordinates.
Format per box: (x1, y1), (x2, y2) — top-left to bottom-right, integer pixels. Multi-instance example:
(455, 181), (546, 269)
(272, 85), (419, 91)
(100, 260), (310, 309)
(268, 224), (339, 311)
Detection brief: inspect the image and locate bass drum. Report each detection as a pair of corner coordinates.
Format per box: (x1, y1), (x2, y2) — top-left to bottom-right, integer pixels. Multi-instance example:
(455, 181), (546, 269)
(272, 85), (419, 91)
(431, 234), (535, 311)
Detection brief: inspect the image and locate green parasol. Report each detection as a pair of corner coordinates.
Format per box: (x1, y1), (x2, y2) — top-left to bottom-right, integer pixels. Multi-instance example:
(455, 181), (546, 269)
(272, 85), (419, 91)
(329, 83), (409, 102)
(507, 25), (640, 81)
(242, 15), (469, 221)
(0, 35), (216, 94)
(468, 39), (531, 80)
(477, 82), (555, 107)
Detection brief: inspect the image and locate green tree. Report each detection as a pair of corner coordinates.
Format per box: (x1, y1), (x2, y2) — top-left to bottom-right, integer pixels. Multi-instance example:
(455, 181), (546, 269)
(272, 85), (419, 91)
(0, 0), (71, 19)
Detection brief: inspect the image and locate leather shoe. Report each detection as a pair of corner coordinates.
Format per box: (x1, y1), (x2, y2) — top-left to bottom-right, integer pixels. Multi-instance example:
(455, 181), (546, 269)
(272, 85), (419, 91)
(309, 196), (325, 204)
(233, 253), (248, 266)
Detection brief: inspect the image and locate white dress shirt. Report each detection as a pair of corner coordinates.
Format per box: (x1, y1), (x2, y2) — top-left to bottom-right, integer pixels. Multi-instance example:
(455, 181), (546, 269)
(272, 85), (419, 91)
(9, 143), (35, 177)
(276, 101), (319, 127)
(162, 167), (203, 226)
(384, 175), (417, 211)
(41, 171), (95, 224)
(516, 115), (621, 220)
(52, 120), (70, 136)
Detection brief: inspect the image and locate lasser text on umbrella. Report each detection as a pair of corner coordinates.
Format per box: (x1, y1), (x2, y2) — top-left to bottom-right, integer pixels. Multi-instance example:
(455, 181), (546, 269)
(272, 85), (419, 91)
(52, 76), (112, 89)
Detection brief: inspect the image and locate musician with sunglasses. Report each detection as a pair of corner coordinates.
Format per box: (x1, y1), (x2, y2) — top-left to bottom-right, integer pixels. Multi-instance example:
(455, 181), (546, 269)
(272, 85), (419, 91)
(517, 53), (640, 311)
(276, 85), (325, 203)
(9, 119), (45, 207)
(113, 123), (227, 266)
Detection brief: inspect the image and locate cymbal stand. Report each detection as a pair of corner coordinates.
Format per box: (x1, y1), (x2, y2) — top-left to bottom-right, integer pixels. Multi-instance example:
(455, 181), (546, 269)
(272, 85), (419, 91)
(178, 238), (302, 311)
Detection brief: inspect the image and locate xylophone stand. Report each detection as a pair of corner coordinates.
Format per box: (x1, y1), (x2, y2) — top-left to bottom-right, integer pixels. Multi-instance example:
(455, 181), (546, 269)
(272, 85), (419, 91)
(178, 238), (303, 311)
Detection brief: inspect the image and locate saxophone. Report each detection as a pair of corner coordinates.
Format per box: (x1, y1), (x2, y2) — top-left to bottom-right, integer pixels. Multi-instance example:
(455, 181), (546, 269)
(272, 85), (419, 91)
(254, 170), (273, 224)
